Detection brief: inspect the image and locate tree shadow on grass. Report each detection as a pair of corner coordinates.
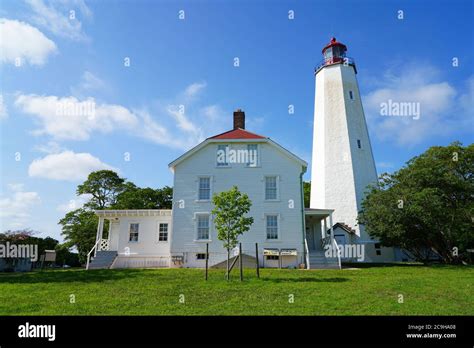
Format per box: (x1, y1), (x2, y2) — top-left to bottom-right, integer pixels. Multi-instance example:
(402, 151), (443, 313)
(261, 277), (349, 283)
(0, 268), (146, 284)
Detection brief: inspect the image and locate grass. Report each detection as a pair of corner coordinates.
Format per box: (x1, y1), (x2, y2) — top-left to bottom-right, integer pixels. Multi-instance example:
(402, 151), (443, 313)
(0, 265), (472, 315)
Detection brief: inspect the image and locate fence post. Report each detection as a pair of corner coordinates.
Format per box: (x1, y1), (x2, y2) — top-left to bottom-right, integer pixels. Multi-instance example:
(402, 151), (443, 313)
(205, 243), (209, 281)
(255, 243), (260, 278)
(239, 243), (243, 281)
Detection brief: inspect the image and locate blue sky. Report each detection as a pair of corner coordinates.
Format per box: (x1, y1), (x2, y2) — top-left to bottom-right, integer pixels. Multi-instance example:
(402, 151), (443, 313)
(1, 0), (473, 241)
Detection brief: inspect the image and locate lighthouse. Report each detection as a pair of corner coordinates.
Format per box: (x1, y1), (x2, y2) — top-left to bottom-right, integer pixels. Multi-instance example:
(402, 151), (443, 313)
(310, 38), (378, 242)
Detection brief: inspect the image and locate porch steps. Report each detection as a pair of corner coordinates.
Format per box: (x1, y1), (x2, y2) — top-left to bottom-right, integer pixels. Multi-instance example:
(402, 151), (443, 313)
(308, 251), (340, 269)
(88, 251), (118, 269)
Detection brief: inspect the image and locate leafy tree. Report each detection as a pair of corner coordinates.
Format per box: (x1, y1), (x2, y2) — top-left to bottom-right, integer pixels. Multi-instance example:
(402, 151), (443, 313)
(113, 184), (173, 209)
(303, 181), (311, 208)
(77, 170), (126, 209)
(211, 186), (254, 279)
(55, 243), (81, 267)
(58, 208), (98, 263)
(359, 142), (474, 264)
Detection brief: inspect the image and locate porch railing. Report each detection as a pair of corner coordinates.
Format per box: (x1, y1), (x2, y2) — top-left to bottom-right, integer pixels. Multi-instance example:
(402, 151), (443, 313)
(86, 239), (100, 270)
(304, 238), (310, 270)
(332, 239), (342, 269)
(85, 238), (110, 270)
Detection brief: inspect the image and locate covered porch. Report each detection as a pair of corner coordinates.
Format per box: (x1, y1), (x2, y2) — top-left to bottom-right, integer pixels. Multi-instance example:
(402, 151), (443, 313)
(304, 208), (341, 269)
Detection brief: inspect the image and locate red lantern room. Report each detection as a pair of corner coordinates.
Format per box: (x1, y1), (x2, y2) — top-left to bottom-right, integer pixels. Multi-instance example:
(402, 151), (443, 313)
(315, 37), (356, 74)
(322, 37), (347, 61)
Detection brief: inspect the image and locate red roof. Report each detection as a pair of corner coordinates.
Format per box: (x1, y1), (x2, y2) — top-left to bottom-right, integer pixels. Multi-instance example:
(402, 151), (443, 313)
(322, 37), (347, 54)
(209, 128), (266, 140)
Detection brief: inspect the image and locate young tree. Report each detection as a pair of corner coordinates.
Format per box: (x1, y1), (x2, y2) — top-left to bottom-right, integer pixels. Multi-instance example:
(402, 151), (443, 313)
(211, 186), (254, 280)
(359, 142), (474, 264)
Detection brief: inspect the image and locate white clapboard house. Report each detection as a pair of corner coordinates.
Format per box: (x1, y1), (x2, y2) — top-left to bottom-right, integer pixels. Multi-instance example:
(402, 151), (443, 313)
(87, 38), (397, 270)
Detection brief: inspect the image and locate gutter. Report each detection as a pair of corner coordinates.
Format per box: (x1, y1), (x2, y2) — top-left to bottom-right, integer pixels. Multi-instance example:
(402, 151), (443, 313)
(299, 168), (307, 269)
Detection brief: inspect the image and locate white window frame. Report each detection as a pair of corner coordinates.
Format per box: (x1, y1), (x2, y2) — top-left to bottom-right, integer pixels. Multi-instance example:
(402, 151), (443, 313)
(264, 175), (279, 201)
(194, 213), (211, 242)
(157, 222), (169, 243)
(216, 144), (231, 167)
(197, 176), (212, 201)
(265, 214), (280, 241)
(128, 222), (139, 243)
(246, 144), (259, 167)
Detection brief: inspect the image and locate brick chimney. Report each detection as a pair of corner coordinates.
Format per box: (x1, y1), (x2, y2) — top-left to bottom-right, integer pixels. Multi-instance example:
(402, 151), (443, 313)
(233, 109), (245, 129)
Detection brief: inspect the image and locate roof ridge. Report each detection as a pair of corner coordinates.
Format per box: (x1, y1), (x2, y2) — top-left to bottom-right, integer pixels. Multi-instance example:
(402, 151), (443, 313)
(208, 128), (267, 140)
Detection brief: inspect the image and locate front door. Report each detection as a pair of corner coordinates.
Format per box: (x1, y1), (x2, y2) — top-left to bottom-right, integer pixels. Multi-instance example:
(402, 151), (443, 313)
(306, 226), (316, 251)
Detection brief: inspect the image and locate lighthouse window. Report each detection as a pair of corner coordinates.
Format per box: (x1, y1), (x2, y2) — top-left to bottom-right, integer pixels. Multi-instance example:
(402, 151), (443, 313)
(357, 140), (361, 149)
(349, 91), (354, 100)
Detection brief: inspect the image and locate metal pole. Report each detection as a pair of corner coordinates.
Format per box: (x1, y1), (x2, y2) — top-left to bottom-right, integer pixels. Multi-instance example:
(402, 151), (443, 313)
(279, 249), (282, 269)
(256, 243), (260, 277)
(205, 243), (209, 281)
(239, 243), (243, 281)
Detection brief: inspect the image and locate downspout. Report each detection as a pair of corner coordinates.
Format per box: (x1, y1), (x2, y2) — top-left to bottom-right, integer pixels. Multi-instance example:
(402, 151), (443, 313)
(299, 168), (307, 269)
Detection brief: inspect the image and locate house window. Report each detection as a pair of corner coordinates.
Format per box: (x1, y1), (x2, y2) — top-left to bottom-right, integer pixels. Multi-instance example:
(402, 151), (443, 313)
(247, 144), (258, 167)
(357, 139), (361, 149)
(196, 253), (208, 260)
(158, 223), (168, 242)
(197, 214), (210, 240)
(129, 223), (139, 242)
(198, 177), (211, 200)
(375, 243), (382, 256)
(266, 215), (278, 240)
(349, 90), (354, 100)
(265, 176), (278, 200)
(266, 255), (279, 260)
(216, 145), (229, 166)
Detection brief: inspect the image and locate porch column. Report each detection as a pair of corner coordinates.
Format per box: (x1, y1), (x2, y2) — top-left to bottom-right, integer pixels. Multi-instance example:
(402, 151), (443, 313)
(329, 213), (335, 243)
(323, 217), (327, 239)
(107, 219), (112, 243)
(95, 216), (104, 254)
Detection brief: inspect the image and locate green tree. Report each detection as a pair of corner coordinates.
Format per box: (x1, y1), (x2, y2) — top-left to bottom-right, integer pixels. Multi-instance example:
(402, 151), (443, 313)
(58, 208), (98, 263)
(303, 181), (311, 208)
(113, 184), (173, 209)
(77, 170), (126, 209)
(358, 142), (474, 264)
(55, 243), (81, 267)
(211, 186), (254, 279)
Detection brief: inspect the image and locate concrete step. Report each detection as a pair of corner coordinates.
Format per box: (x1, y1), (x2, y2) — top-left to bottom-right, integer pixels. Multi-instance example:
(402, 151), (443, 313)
(89, 251), (117, 269)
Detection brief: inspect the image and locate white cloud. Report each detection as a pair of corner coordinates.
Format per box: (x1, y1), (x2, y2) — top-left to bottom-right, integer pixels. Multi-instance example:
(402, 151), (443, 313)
(70, 71), (108, 97)
(0, 185), (41, 229)
(363, 64), (472, 147)
(16, 81), (232, 151)
(25, 0), (92, 41)
(15, 94), (139, 140)
(0, 18), (57, 66)
(28, 150), (117, 181)
(183, 82), (206, 99)
(57, 194), (91, 212)
(33, 141), (65, 154)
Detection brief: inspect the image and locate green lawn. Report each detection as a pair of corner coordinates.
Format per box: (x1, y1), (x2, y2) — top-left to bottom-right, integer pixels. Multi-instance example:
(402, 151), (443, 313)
(0, 265), (472, 315)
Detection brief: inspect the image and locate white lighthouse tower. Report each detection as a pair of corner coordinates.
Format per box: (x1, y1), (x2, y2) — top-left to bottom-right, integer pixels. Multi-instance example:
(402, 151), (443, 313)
(310, 38), (378, 243)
